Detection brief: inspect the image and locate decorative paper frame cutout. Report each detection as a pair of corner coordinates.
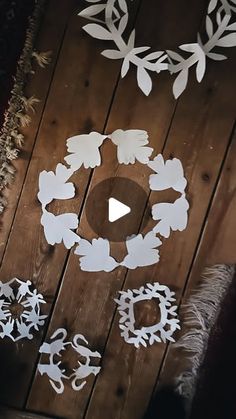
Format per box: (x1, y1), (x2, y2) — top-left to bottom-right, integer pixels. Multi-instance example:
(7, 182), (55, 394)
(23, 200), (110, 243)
(38, 328), (101, 394)
(115, 282), (180, 348)
(78, 0), (236, 98)
(0, 277), (47, 341)
(38, 130), (189, 272)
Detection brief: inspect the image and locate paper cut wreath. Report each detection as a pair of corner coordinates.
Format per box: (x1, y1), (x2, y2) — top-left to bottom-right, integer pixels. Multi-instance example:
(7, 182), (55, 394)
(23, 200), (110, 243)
(78, 0), (236, 98)
(0, 278), (47, 341)
(38, 129), (189, 272)
(115, 281), (180, 347)
(38, 328), (101, 394)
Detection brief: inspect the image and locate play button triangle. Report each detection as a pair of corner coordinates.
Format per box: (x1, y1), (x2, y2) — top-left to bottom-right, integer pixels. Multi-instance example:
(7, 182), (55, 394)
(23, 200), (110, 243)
(108, 197), (131, 223)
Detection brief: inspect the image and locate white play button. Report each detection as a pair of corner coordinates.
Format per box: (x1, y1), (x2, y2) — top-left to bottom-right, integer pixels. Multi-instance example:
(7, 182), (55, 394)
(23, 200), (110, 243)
(108, 197), (131, 223)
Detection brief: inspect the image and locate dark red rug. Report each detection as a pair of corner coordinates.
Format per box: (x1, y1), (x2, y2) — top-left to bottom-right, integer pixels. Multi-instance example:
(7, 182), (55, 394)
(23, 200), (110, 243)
(0, 0), (35, 128)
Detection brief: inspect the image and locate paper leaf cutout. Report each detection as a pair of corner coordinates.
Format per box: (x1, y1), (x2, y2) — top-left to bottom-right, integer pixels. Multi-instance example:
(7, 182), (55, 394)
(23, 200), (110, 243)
(38, 163), (75, 206)
(137, 66), (152, 96)
(0, 278), (47, 342)
(115, 282), (180, 348)
(148, 154), (187, 193)
(121, 232), (162, 269)
(75, 238), (118, 272)
(217, 33), (236, 47)
(64, 132), (107, 170)
(41, 211), (80, 249)
(83, 23), (112, 40)
(208, 0), (218, 13)
(173, 68), (189, 99)
(206, 15), (213, 38)
(102, 49), (124, 59)
(109, 129), (153, 164)
(121, 56), (130, 77)
(79, 4), (106, 18)
(207, 51), (227, 60)
(152, 195), (189, 238)
(38, 329), (101, 393)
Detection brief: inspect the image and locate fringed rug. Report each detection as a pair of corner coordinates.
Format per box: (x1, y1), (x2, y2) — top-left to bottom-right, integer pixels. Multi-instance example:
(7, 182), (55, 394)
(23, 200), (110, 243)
(144, 264), (236, 419)
(0, 0), (48, 213)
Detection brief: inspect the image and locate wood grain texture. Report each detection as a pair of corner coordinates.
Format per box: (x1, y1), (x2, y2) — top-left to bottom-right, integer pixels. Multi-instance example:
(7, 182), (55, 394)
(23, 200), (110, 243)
(0, 0), (235, 418)
(0, 406), (54, 419)
(26, 1), (220, 419)
(0, 0), (77, 263)
(0, 3), (128, 408)
(156, 129), (236, 391)
(85, 40), (236, 419)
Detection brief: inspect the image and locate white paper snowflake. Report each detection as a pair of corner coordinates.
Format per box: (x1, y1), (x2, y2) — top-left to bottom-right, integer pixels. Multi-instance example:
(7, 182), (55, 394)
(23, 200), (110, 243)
(38, 129), (189, 272)
(78, 0), (236, 98)
(38, 328), (101, 394)
(115, 282), (180, 348)
(0, 278), (47, 341)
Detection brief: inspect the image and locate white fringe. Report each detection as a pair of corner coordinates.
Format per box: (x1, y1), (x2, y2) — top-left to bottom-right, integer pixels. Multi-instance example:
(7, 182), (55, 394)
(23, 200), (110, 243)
(174, 264), (235, 413)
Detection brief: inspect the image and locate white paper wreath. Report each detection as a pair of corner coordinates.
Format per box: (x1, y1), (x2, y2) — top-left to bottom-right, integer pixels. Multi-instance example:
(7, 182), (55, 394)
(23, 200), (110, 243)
(115, 282), (180, 348)
(0, 277), (47, 341)
(78, 0), (236, 98)
(38, 129), (189, 272)
(38, 328), (101, 394)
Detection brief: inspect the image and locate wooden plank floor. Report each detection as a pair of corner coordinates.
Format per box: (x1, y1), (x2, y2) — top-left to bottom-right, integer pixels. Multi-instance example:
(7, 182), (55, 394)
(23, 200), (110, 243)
(0, 0), (236, 418)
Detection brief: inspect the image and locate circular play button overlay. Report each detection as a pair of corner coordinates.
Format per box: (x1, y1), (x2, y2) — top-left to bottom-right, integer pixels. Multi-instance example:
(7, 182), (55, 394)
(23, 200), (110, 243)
(85, 177), (150, 242)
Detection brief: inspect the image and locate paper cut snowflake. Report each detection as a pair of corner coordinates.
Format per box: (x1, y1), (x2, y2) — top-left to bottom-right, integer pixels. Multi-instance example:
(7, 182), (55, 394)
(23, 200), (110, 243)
(38, 328), (101, 394)
(38, 129), (189, 272)
(0, 278), (47, 341)
(115, 282), (180, 348)
(78, 0), (236, 98)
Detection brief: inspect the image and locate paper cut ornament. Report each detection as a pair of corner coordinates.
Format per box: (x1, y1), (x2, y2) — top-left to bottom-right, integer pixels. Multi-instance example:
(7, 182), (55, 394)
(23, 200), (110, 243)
(121, 232), (162, 269)
(0, 278), (47, 341)
(109, 129), (153, 164)
(38, 129), (189, 272)
(115, 282), (180, 348)
(70, 334), (102, 391)
(41, 210), (81, 249)
(65, 132), (107, 170)
(78, 0), (236, 98)
(38, 163), (75, 207)
(38, 328), (101, 394)
(152, 195), (190, 238)
(148, 154), (187, 194)
(75, 238), (118, 272)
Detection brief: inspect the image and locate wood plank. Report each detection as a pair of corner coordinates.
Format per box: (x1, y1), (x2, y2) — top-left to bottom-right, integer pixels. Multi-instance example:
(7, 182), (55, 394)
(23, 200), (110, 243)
(156, 128), (236, 391)
(0, 406), (54, 419)
(0, 0), (131, 407)
(0, 0), (77, 263)
(26, 1), (212, 418)
(84, 18), (236, 419)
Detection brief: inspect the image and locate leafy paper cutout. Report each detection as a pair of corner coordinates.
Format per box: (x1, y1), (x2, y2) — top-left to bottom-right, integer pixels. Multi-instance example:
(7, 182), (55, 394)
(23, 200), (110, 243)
(79, 0), (236, 98)
(109, 129), (153, 164)
(121, 231), (162, 269)
(83, 23), (113, 40)
(152, 195), (189, 238)
(41, 211), (81, 249)
(64, 132), (107, 170)
(148, 154), (187, 193)
(74, 238), (118, 272)
(38, 163), (75, 206)
(137, 66), (152, 96)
